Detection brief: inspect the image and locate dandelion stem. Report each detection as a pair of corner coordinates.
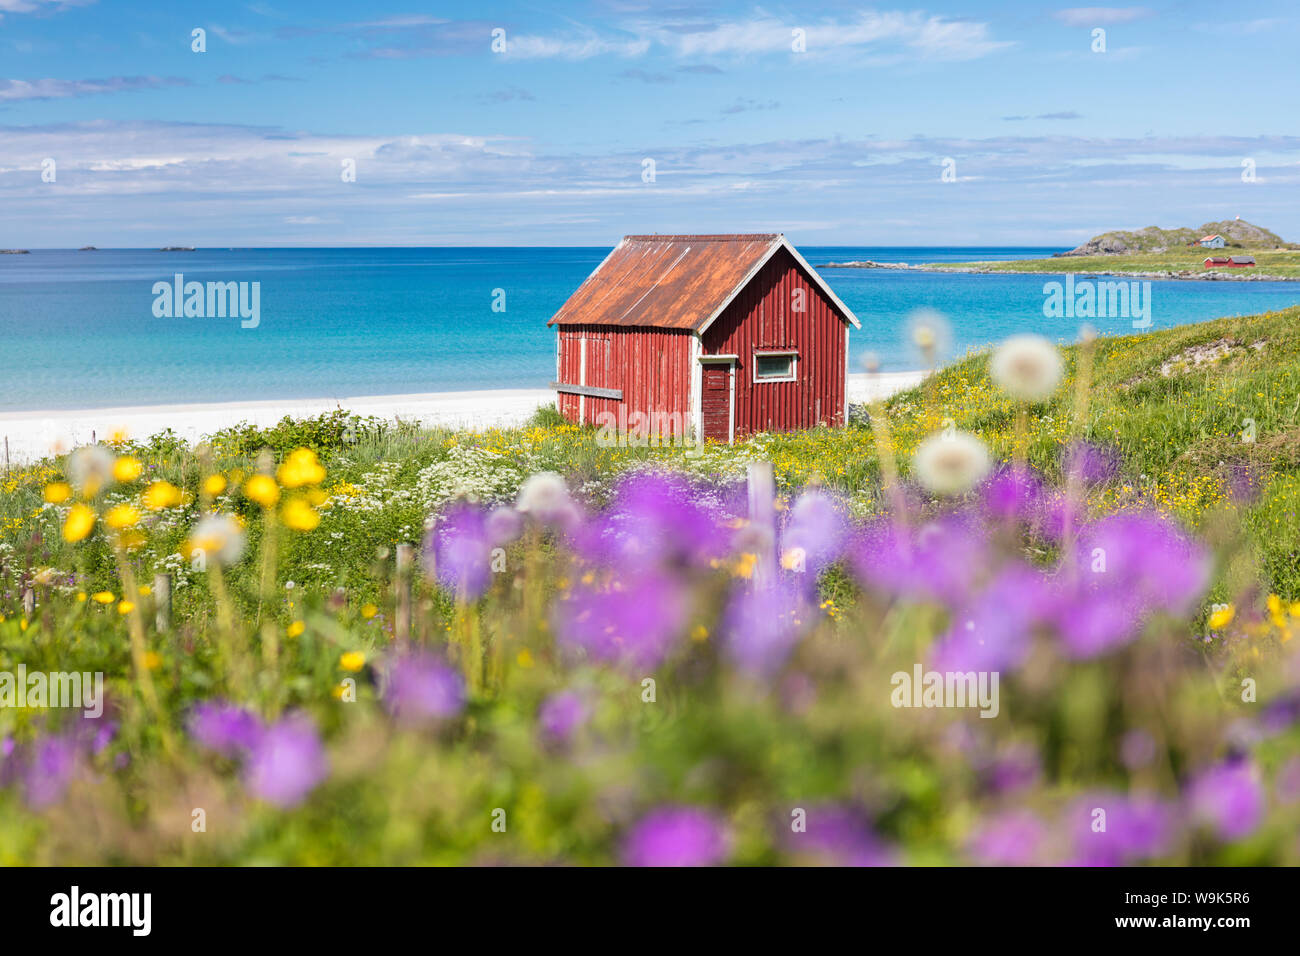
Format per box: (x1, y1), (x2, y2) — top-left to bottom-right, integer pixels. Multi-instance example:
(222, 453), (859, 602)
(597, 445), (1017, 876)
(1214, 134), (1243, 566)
(112, 541), (174, 754)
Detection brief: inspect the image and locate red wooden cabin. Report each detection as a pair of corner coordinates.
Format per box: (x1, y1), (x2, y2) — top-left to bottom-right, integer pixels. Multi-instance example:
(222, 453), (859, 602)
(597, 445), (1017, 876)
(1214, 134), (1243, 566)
(548, 234), (860, 444)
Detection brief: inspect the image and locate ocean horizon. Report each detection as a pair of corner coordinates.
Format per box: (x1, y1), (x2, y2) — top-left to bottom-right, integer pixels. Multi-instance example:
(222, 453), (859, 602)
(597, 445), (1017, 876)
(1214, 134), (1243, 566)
(3, 245), (1299, 413)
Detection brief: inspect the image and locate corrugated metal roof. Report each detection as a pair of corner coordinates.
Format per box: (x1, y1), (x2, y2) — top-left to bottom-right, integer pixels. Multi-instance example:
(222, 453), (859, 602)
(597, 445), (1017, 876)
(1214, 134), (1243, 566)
(548, 234), (858, 331)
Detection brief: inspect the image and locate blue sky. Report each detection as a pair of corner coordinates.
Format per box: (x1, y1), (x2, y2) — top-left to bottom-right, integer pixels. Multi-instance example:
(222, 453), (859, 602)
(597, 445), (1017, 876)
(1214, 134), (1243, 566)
(2, 0), (1298, 246)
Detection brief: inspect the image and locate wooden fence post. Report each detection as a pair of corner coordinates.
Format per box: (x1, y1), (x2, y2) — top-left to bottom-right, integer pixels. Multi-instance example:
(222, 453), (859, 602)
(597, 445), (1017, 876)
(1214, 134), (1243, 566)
(21, 587), (35, 618)
(746, 461), (777, 585)
(394, 543), (413, 642)
(154, 572), (172, 631)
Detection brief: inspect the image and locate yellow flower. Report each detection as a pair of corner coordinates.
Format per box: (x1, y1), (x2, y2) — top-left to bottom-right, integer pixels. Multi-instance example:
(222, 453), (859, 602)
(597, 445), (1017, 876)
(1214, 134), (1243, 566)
(360, 603), (378, 620)
(43, 482), (72, 504)
(143, 480), (183, 510)
(1208, 605), (1235, 630)
(105, 503), (141, 529)
(91, 591), (115, 604)
(203, 474), (228, 496)
(516, 648), (535, 668)
(62, 503), (97, 542)
(244, 474), (280, 508)
(118, 600), (135, 615)
(277, 448), (326, 488)
(112, 456), (143, 482)
(287, 620), (305, 638)
(339, 651), (365, 672)
(690, 624), (709, 642)
(733, 552), (757, 579)
(1267, 594), (1287, 627)
(76, 592), (86, 602)
(281, 498), (321, 532)
(138, 584), (152, 596)
(142, 651), (162, 670)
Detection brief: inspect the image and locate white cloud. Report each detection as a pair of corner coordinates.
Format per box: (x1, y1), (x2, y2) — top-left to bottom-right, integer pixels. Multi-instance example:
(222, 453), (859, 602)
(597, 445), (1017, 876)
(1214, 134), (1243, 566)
(0, 76), (191, 102)
(495, 9), (1009, 63)
(1053, 7), (1153, 28)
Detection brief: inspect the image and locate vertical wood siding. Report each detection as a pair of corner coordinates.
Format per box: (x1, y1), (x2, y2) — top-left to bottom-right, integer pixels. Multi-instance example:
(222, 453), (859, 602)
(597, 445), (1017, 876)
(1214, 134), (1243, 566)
(701, 246), (848, 438)
(555, 325), (693, 440)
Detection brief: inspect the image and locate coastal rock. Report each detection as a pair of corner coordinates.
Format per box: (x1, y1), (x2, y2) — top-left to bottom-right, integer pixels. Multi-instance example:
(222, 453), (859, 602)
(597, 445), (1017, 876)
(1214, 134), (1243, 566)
(1056, 219), (1292, 257)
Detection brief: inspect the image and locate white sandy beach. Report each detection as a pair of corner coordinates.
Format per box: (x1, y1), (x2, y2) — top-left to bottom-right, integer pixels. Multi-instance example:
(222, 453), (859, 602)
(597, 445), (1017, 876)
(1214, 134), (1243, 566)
(0, 371), (925, 465)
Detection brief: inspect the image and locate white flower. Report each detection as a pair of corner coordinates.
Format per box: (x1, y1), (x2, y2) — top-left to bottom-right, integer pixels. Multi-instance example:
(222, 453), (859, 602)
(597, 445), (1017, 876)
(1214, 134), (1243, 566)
(515, 471), (577, 526)
(66, 445), (116, 495)
(990, 334), (1064, 402)
(913, 430), (992, 496)
(906, 309), (951, 363)
(188, 514), (246, 566)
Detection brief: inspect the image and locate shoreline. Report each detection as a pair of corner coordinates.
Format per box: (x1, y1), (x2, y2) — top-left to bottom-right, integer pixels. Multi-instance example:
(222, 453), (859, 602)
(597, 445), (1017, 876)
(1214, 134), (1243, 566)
(0, 371), (926, 464)
(819, 261), (1300, 281)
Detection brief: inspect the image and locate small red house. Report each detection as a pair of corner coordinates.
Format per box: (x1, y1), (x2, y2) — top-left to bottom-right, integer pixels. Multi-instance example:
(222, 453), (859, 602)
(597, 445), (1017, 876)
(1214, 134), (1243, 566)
(548, 234), (860, 443)
(1204, 256), (1231, 268)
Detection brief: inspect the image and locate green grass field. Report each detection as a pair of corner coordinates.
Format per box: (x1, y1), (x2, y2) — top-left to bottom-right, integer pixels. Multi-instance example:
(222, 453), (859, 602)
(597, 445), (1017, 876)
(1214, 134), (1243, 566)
(931, 249), (1300, 278)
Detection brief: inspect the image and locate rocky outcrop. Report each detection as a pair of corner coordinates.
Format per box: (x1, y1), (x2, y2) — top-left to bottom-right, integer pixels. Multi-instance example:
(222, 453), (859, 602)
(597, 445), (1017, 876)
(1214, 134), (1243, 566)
(1056, 219), (1291, 257)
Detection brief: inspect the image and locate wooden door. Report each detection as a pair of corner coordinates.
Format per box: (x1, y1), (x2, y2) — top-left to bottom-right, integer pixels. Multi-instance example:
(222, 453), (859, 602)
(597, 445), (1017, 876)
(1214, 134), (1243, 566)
(701, 364), (732, 443)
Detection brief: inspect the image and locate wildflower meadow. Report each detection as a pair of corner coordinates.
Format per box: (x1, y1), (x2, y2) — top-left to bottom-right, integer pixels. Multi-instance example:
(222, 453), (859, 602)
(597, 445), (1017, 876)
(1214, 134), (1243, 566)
(1, 311), (1299, 868)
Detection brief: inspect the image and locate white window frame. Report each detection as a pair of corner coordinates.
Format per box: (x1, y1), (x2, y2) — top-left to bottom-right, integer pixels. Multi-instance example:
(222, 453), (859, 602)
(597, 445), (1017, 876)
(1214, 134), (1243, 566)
(752, 349), (798, 384)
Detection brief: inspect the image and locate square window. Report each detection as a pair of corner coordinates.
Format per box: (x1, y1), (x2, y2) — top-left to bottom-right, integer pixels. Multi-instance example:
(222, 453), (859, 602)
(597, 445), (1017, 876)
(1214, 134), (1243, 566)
(754, 353), (796, 381)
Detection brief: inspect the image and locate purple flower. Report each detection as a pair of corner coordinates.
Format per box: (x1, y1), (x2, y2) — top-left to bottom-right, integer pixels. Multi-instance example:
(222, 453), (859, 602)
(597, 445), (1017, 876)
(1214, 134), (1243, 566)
(427, 502), (494, 600)
(382, 651), (467, 725)
(1063, 441), (1120, 487)
(930, 563), (1054, 673)
(576, 473), (729, 573)
(554, 572), (686, 670)
(723, 582), (810, 677)
(538, 691), (588, 744)
(852, 514), (989, 607)
(243, 713), (328, 808)
(980, 743), (1041, 795)
(967, 809), (1048, 866)
(485, 507), (522, 545)
(784, 805), (896, 866)
(980, 465), (1043, 524)
(88, 718), (118, 756)
(622, 807), (729, 867)
(1051, 512), (1210, 657)
(782, 491), (850, 581)
(1274, 757), (1300, 804)
(1259, 689), (1300, 736)
(188, 701), (264, 757)
(1189, 758), (1264, 841)
(1066, 793), (1176, 866)
(23, 734), (81, 809)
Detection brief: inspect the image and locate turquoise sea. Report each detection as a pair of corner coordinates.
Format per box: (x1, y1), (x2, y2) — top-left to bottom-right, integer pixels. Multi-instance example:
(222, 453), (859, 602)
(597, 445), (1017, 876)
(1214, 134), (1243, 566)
(2, 247), (1298, 412)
